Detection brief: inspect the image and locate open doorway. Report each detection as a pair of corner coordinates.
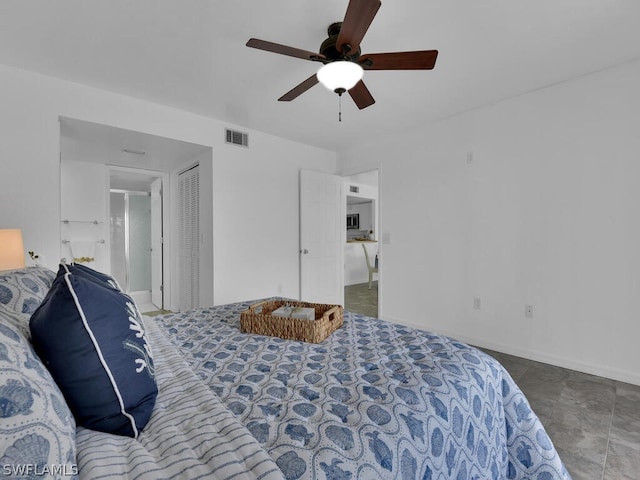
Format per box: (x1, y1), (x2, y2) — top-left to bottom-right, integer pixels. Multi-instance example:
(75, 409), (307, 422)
(109, 168), (166, 312)
(342, 169), (379, 317)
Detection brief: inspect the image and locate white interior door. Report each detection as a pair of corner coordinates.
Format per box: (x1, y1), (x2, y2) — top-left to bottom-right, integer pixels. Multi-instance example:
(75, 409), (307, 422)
(151, 178), (163, 308)
(300, 169), (344, 305)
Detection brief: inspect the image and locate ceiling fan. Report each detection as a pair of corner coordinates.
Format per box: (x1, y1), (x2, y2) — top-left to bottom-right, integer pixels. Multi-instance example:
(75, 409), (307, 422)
(246, 0), (438, 116)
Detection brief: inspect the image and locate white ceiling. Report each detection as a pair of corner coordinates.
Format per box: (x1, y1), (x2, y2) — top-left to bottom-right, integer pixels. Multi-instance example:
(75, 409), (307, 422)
(2, 1), (640, 153)
(60, 117), (210, 171)
(60, 117), (211, 190)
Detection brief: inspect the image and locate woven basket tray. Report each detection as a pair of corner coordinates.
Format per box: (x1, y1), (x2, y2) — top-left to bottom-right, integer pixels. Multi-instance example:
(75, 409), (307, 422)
(240, 299), (343, 343)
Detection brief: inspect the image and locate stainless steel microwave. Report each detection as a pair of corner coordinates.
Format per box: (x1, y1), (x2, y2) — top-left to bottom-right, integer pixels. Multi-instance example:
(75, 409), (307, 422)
(346, 213), (359, 229)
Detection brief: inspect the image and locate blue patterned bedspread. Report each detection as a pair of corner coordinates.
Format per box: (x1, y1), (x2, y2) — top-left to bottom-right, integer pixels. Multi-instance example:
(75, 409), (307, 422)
(155, 301), (571, 480)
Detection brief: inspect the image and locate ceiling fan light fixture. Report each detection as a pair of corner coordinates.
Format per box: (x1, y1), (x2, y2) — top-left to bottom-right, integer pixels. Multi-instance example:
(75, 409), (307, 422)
(317, 61), (363, 93)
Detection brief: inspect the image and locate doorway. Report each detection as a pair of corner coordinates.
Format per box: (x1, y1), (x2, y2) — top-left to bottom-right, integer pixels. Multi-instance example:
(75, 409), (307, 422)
(343, 169), (379, 317)
(109, 169), (165, 312)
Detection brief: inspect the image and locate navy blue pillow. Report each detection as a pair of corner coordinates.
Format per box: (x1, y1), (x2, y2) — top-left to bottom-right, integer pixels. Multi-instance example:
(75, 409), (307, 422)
(30, 271), (157, 438)
(57, 263), (121, 291)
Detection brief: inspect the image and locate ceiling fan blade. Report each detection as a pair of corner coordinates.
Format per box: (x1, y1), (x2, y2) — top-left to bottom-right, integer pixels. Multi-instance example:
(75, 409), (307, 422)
(359, 50), (439, 70)
(247, 38), (326, 62)
(348, 80), (375, 110)
(278, 74), (319, 102)
(336, 0), (381, 56)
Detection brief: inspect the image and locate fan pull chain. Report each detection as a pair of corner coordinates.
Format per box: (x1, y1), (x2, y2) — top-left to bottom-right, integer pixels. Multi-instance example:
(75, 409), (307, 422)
(334, 87), (347, 122)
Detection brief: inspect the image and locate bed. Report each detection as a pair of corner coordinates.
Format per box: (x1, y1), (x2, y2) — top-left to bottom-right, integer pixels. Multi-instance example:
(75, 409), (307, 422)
(0, 266), (571, 479)
(1, 266), (283, 480)
(155, 302), (571, 480)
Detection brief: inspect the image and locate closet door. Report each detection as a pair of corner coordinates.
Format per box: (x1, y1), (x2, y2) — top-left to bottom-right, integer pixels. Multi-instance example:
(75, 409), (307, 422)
(178, 165), (200, 311)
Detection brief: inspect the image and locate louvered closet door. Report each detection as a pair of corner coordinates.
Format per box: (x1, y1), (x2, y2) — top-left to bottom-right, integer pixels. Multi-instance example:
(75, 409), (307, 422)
(179, 165), (200, 311)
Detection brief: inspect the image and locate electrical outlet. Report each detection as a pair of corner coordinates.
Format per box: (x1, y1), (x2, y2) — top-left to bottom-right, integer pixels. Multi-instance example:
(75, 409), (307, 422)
(473, 297), (481, 310)
(525, 305), (534, 318)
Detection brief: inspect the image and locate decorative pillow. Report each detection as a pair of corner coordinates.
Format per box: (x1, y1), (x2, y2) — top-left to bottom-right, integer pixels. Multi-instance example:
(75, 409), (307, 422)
(57, 263), (121, 291)
(0, 266), (56, 316)
(30, 272), (157, 438)
(0, 308), (77, 476)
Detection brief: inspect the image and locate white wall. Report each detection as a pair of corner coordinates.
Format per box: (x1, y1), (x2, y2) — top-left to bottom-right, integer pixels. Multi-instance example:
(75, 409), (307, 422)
(338, 59), (640, 386)
(212, 136), (334, 304)
(0, 63), (336, 307)
(60, 160), (109, 273)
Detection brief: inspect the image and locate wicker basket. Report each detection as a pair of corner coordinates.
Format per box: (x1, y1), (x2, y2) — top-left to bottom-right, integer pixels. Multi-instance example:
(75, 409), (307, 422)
(240, 299), (343, 343)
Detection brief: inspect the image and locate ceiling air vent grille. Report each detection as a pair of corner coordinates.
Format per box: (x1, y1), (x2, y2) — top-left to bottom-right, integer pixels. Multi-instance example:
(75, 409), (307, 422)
(225, 129), (249, 147)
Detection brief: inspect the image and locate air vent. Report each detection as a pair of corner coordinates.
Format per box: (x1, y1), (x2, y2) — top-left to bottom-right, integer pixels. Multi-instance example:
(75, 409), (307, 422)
(225, 129), (249, 147)
(349, 185), (359, 193)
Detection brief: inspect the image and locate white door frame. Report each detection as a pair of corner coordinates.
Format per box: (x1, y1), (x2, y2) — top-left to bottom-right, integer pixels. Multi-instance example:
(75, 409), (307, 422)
(108, 166), (170, 309)
(151, 177), (164, 308)
(340, 167), (381, 313)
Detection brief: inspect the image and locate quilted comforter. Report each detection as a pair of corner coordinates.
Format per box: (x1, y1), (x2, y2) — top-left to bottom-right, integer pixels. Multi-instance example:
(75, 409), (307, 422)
(156, 301), (571, 480)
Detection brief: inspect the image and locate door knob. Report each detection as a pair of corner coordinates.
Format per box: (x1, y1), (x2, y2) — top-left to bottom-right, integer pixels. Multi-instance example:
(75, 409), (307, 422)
(301, 249), (309, 254)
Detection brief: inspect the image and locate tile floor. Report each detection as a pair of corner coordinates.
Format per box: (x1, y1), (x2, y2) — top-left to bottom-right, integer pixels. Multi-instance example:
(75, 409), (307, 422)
(480, 349), (640, 480)
(139, 303), (173, 316)
(344, 281), (378, 318)
(344, 284), (640, 479)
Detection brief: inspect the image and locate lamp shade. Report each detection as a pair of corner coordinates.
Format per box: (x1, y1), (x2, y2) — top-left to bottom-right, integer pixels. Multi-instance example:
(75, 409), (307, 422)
(317, 61), (364, 92)
(0, 229), (26, 270)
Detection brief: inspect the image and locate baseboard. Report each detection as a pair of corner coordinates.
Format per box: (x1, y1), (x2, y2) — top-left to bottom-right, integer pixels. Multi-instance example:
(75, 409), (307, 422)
(381, 314), (640, 387)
